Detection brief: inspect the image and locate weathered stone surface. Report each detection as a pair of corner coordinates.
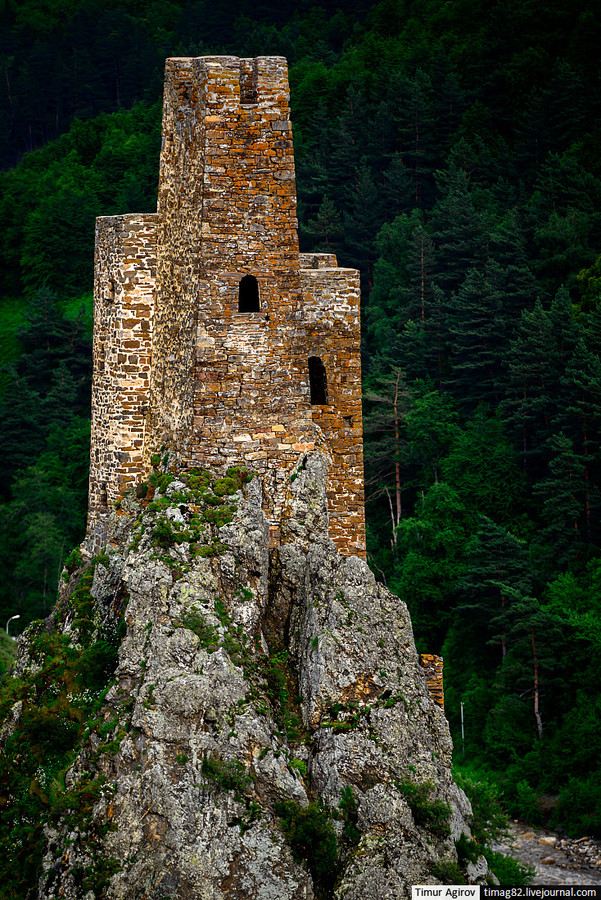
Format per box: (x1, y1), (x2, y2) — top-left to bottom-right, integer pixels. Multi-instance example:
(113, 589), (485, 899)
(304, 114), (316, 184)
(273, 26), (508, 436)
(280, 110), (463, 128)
(88, 56), (365, 559)
(87, 213), (156, 546)
(14, 451), (487, 899)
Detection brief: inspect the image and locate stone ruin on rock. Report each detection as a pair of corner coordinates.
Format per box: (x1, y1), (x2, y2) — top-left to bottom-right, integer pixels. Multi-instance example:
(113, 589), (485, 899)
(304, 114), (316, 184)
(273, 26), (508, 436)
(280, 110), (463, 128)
(0, 57), (483, 900)
(87, 54), (365, 559)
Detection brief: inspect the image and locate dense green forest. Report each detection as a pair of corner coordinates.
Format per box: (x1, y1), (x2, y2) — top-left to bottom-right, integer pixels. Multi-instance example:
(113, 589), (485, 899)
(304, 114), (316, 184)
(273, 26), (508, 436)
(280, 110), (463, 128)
(2, 0), (601, 839)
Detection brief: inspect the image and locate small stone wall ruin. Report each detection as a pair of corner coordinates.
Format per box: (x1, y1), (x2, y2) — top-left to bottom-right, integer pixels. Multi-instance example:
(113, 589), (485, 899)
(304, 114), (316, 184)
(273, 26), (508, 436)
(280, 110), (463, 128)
(87, 56), (365, 558)
(419, 654), (445, 709)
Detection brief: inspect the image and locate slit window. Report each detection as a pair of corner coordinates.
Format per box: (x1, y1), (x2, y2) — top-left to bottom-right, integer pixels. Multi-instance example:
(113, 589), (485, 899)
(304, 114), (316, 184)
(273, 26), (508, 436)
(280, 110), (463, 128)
(240, 61), (258, 105)
(309, 356), (328, 405)
(238, 275), (260, 312)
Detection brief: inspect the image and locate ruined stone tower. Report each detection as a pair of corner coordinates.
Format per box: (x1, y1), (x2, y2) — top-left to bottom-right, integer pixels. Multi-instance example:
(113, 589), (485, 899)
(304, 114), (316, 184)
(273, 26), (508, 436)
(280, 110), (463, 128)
(87, 55), (365, 557)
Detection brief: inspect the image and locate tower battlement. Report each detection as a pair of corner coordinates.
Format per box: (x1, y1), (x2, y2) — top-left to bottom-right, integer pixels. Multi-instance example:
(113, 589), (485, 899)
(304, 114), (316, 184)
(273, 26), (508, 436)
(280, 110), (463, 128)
(87, 56), (365, 557)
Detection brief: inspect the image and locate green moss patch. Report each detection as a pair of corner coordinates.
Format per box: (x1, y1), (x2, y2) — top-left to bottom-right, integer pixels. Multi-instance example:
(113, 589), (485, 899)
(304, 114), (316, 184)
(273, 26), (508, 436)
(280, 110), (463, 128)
(397, 779), (451, 837)
(275, 799), (338, 895)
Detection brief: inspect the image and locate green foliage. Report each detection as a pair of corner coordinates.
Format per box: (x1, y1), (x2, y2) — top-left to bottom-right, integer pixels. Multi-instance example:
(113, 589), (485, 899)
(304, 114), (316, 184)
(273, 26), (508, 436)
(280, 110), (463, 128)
(509, 780), (545, 825)
(0, 631), (17, 675)
(214, 598), (231, 627)
(339, 785), (360, 844)
(554, 773), (601, 836)
(152, 516), (175, 549)
(263, 650), (304, 743)
(213, 476), (240, 496)
(483, 849), (535, 887)
(274, 800), (338, 890)
(0, 557), (127, 896)
(0, 289), (91, 629)
(455, 833), (480, 867)
(451, 769), (534, 885)
(394, 482), (471, 650)
(431, 858), (466, 884)
(397, 780), (451, 837)
(180, 609), (218, 649)
(201, 755), (250, 800)
(76, 637), (121, 692)
(156, 473), (174, 494)
(441, 408), (526, 524)
(63, 547), (83, 576)
(290, 758), (307, 777)
(453, 766), (508, 846)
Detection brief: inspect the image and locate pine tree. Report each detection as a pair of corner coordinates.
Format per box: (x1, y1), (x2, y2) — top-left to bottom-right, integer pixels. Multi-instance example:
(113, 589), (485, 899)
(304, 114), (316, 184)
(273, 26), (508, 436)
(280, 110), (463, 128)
(366, 210), (432, 364)
(487, 208), (539, 340)
(395, 68), (438, 208)
(395, 482), (471, 651)
(430, 162), (490, 295)
(363, 367), (412, 556)
(501, 298), (557, 477)
(458, 518), (533, 664)
(562, 345), (601, 545)
(304, 195), (343, 251)
(379, 153), (414, 221)
(529, 152), (601, 295)
(0, 375), (45, 490)
(444, 266), (504, 408)
(533, 431), (586, 574)
(441, 407), (526, 524)
(405, 384), (460, 488)
(343, 162), (384, 286)
(490, 590), (566, 743)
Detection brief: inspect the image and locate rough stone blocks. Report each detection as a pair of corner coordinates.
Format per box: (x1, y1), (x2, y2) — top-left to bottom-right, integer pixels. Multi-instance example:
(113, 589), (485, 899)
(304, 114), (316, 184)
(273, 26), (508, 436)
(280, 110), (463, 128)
(88, 56), (366, 559)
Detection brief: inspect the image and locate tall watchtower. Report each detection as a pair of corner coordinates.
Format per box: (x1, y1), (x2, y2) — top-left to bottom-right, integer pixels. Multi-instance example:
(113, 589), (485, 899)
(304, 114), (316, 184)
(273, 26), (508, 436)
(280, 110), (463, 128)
(87, 56), (365, 557)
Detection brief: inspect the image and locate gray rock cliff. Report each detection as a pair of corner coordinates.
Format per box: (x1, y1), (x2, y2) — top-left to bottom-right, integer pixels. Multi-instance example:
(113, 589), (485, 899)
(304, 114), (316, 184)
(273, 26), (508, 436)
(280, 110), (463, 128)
(9, 451), (487, 899)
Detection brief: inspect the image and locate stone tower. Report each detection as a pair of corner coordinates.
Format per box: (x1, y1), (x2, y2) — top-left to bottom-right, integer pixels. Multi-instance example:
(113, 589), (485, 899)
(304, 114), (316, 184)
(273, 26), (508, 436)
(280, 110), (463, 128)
(87, 55), (365, 557)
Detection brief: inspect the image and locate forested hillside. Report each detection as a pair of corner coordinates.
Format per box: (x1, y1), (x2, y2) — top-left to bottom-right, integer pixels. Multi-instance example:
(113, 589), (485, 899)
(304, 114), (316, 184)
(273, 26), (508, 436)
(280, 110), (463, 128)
(2, 0), (601, 838)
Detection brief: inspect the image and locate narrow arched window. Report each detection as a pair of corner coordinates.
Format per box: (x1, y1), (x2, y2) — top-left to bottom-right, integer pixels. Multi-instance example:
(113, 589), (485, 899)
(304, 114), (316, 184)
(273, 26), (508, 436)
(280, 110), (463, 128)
(309, 356), (328, 405)
(238, 275), (260, 312)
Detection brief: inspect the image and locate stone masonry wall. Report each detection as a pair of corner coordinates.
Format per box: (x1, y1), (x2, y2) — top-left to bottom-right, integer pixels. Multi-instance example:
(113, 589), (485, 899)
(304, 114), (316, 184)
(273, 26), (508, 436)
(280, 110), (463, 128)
(87, 56), (366, 558)
(420, 654), (445, 709)
(87, 214), (156, 548)
(148, 56), (317, 536)
(300, 253), (366, 556)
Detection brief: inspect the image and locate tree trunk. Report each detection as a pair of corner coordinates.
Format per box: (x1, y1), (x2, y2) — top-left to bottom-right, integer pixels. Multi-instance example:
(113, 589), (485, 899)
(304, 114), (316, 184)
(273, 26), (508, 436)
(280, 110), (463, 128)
(531, 626), (543, 740)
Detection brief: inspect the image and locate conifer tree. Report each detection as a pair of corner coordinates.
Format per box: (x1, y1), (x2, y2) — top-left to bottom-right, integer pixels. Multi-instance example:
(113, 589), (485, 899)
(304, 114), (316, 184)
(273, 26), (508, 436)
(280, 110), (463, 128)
(394, 68), (437, 207)
(343, 162), (383, 286)
(444, 267), (504, 408)
(532, 431), (586, 574)
(395, 482), (471, 651)
(363, 367), (412, 551)
(430, 162), (489, 295)
(458, 518), (533, 664)
(405, 384), (460, 488)
(501, 298), (557, 477)
(441, 407), (526, 524)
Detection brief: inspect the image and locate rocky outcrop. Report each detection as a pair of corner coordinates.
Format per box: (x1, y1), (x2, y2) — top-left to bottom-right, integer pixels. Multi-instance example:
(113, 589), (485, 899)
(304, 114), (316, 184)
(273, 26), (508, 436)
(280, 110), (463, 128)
(6, 451), (486, 898)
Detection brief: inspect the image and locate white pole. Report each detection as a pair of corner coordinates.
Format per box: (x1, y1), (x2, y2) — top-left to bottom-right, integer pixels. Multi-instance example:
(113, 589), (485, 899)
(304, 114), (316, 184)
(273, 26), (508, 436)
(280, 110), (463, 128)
(6, 614), (20, 638)
(460, 700), (465, 756)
